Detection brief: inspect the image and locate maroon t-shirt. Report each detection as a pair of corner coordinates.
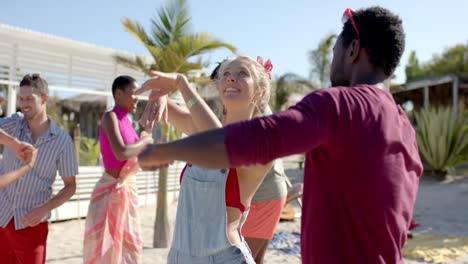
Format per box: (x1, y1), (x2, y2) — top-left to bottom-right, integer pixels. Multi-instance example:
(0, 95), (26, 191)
(225, 85), (423, 264)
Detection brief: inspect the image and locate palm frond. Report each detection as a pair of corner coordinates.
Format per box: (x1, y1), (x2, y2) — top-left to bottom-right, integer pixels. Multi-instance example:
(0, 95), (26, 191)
(173, 2), (191, 40)
(277, 73), (317, 91)
(114, 55), (151, 75)
(120, 0), (236, 75)
(273, 73), (317, 111)
(308, 33), (337, 87)
(169, 33), (236, 58)
(150, 0), (191, 48)
(121, 17), (156, 48)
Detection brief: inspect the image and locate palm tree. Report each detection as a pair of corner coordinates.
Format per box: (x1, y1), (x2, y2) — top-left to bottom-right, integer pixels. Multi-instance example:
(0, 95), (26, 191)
(116, 0), (236, 248)
(272, 73), (316, 111)
(309, 33), (337, 88)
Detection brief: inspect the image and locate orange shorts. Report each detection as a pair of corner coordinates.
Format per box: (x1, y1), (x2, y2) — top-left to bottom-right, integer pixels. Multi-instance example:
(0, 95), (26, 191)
(242, 196), (287, 240)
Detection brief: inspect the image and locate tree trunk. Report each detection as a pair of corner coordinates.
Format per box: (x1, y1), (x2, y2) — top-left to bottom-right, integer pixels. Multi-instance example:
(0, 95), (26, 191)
(153, 124), (170, 248)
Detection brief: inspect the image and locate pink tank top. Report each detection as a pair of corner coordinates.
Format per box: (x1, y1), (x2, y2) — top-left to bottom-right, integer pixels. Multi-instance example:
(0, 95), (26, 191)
(99, 106), (139, 170)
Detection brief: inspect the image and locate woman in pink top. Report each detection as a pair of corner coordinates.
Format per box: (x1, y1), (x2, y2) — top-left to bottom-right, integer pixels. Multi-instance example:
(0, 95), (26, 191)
(83, 76), (153, 264)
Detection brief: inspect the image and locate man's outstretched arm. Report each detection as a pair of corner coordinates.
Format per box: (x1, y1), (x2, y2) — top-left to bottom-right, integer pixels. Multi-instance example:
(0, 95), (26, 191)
(139, 128), (228, 169)
(138, 90), (338, 170)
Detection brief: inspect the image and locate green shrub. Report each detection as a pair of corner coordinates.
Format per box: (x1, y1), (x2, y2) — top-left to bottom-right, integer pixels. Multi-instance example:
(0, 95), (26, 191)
(414, 107), (468, 179)
(79, 137), (100, 166)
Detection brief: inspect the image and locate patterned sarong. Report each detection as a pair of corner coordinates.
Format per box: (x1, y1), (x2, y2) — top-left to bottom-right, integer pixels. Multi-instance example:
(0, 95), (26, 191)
(83, 159), (142, 264)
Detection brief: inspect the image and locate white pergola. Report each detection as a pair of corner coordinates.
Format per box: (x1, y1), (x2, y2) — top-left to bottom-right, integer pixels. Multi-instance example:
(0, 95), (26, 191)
(0, 23), (151, 114)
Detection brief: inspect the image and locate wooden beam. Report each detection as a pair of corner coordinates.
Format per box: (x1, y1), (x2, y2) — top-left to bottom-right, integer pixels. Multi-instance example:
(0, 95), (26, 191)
(404, 75), (454, 91)
(424, 86), (429, 109)
(453, 77), (459, 118)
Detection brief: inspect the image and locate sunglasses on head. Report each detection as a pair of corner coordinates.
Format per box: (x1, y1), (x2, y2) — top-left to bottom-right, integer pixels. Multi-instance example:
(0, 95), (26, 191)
(342, 8), (360, 38)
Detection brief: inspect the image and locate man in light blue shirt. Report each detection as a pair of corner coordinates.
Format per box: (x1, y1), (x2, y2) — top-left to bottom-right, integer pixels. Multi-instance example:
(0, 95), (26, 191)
(0, 74), (78, 264)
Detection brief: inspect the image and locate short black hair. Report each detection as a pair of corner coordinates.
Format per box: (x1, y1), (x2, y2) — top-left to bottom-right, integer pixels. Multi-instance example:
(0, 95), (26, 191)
(112, 75), (136, 98)
(341, 6), (405, 76)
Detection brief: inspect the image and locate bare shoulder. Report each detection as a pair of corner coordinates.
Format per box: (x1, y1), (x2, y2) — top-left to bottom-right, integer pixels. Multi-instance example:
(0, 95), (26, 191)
(101, 111), (118, 131)
(102, 110), (117, 121)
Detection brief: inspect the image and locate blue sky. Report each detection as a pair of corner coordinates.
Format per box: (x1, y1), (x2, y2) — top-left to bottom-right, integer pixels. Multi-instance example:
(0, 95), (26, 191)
(3, 0), (467, 85)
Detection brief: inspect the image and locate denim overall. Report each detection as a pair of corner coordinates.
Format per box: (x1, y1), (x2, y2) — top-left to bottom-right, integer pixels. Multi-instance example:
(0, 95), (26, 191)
(168, 165), (256, 264)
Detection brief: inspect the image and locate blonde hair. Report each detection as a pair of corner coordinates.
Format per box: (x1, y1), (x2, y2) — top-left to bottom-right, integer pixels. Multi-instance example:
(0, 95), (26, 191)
(216, 56), (272, 117)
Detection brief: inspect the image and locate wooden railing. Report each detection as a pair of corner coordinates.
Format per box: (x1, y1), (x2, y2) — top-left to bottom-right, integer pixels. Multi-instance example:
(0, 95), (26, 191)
(50, 163), (184, 221)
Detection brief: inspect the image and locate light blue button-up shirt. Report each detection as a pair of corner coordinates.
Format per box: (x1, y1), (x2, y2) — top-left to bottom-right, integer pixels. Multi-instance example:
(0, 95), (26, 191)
(0, 113), (78, 230)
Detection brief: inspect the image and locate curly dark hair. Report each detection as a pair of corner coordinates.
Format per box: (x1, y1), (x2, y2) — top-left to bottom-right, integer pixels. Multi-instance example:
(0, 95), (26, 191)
(341, 6), (405, 76)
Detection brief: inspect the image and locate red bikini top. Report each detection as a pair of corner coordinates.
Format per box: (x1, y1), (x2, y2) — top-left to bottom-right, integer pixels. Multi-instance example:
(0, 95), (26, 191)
(180, 165), (246, 213)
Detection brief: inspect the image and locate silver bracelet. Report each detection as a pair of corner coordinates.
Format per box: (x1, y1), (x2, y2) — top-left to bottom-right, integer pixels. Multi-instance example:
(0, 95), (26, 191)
(186, 96), (199, 109)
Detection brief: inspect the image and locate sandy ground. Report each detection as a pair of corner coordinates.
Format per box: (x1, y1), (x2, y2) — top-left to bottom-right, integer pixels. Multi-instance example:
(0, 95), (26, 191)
(45, 195), (302, 264)
(404, 175), (468, 264)
(45, 170), (468, 264)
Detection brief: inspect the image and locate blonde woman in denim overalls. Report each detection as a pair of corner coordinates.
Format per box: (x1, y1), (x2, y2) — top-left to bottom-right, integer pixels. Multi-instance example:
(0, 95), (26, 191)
(139, 56), (275, 263)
